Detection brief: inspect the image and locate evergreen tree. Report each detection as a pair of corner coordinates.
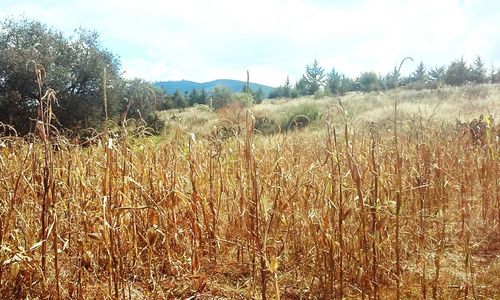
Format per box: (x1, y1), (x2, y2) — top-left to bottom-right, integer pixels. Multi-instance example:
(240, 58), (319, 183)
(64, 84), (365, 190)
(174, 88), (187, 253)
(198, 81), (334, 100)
(325, 67), (342, 94)
(411, 61), (427, 89)
(252, 87), (264, 104)
(489, 64), (495, 84)
(428, 65), (446, 87)
(445, 58), (470, 86)
(470, 55), (487, 84)
(294, 76), (309, 96)
(188, 88), (205, 105)
(384, 66), (400, 90)
(268, 87), (284, 99)
(200, 88), (208, 104)
(283, 76), (292, 98)
(340, 76), (354, 95)
(172, 90), (188, 108)
(491, 66), (500, 83)
(304, 59), (325, 95)
(269, 76), (293, 99)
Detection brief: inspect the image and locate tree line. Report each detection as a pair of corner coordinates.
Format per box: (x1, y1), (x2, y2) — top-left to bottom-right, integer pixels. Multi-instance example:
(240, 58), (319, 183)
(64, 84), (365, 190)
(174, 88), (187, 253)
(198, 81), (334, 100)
(0, 18), (164, 134)
(2, 17), (500, 135)
(0, 18), (264, 135)
(269, 57), (500, 99)
(162, 84), (264, 111)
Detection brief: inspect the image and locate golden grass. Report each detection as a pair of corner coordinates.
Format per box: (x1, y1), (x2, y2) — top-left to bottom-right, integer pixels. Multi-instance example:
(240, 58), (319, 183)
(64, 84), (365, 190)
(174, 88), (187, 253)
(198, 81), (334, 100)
(160, 84), (500, 138)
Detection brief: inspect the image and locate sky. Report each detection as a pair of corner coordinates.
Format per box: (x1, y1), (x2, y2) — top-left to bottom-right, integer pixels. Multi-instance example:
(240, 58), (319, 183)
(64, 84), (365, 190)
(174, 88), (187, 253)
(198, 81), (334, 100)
(1, 0), (500, 87)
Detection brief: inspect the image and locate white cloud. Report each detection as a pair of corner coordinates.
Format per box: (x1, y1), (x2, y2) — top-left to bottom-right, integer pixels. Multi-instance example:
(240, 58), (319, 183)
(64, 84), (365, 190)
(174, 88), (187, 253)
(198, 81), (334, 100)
(1, 0), (500, 86)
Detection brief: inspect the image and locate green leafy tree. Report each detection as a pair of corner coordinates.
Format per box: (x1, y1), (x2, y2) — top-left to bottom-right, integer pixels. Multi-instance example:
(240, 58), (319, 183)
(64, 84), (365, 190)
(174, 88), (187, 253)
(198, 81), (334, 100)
(268, 87), (284, 99)
(120, 79), (166, 133)
(304, 59), (325, 95)
(144, 113), (165, 134)
(269, 76), (293, 99)
(357, 72), (380, 92)
(210, 85), (233, 109)
(445, 58), (470, 86)
(200, 88), (208, 104)
(489, 64), (500, 84)
(157, 94), (174, 110)
(172, 90), (188, 108)
(120, 79), (160, 120)
(0, 18), (122, 133)
(188, 88), (207, 105)
(252, 87), (264, 104)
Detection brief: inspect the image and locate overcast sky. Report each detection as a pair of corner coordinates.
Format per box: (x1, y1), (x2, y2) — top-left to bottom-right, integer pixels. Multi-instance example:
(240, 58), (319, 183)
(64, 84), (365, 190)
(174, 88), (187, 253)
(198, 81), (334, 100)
(1, 0), (499, 86)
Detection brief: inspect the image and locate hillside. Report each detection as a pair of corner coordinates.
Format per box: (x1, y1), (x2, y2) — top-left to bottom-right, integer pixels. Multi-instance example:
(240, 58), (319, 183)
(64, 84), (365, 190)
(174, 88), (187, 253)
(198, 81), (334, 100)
(159, 84), (500, 137)
(155, 79), (275, 97)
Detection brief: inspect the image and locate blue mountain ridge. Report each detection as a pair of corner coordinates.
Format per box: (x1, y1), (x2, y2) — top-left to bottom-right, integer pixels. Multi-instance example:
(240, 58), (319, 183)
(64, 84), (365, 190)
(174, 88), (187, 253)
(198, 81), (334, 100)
(155, 79), (275, 97)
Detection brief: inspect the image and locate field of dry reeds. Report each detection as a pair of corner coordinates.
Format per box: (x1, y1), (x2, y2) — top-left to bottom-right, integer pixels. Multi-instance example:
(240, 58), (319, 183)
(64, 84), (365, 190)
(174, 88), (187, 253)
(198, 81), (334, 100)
(1, 86), (500, 299)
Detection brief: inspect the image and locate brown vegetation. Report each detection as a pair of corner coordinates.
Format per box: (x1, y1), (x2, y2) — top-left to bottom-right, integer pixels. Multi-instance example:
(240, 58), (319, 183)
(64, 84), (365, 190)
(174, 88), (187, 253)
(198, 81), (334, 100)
(1, 107), (499, 299)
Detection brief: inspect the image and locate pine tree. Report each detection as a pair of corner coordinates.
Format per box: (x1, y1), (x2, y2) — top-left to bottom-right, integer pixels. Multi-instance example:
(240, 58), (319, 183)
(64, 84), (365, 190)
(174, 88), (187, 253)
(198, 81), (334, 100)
(325, 67), (342, 94)
(294, 76), (309, 96)
(283, 76), (292, 98)
(445, 58), (470, 86)
(428, 65), (446, 88)
(172, 90), (188, 108)
(304, 59), (325, 95)
(470, 55), (486, 84)
(411, 62), (427, 89)
(384, 66), (400, 90)
(340, 76), (354, 95)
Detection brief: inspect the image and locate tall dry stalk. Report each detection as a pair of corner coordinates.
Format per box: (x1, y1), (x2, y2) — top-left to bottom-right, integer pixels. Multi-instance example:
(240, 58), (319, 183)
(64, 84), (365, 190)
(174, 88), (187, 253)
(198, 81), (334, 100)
(393, 56), (413, 300)
(369, 124), (379, 299)
(31, 61), (61, 299)
(1, 78), (500, 298)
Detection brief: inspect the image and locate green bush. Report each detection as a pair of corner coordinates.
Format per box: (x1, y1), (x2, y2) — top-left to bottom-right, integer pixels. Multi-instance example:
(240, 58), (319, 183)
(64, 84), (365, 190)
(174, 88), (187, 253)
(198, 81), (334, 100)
(145, 113), (165, 134)
(281, 103), (320, 130)
(314, 89), (327, 99)
(254, 102), (321, 134)
(211, 85), (233, 109)
(232, 92), (254, 107)
(254, 115), (279, 135)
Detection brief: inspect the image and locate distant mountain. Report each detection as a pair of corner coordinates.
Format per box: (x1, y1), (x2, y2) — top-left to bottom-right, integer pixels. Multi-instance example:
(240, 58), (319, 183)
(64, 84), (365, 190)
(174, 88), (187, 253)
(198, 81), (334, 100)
(155, 79), (275, 97)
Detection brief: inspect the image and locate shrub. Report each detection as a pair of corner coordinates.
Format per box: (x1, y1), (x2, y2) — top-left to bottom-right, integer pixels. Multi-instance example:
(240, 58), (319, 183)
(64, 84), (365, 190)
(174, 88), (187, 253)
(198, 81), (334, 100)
(254, 115), (279, 135)
(211, 85), (233, 109)
(281, 103), (320, 130)
(145, 113), (165, 134)
(232, 92), (254, 107)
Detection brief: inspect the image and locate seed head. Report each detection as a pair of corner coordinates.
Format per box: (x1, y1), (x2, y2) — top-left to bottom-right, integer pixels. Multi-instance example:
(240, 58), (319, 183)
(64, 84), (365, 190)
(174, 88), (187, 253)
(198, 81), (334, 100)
(10, 262), (20, 279)
(146, 226), (158, 246)
(82, 251), (92, 269)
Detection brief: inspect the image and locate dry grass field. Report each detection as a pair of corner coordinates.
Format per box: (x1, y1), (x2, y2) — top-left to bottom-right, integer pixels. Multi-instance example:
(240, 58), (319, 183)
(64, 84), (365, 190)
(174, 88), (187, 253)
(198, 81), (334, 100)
(1, 85), (500, 299)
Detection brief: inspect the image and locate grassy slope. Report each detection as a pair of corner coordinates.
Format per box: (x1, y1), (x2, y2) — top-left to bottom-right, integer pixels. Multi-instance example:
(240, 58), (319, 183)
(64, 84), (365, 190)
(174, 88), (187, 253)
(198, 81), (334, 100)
(159, 84), (500, 137)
